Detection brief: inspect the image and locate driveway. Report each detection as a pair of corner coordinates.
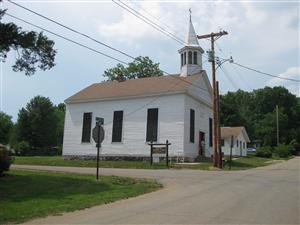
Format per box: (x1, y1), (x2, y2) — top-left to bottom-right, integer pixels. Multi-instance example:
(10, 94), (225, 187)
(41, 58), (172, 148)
(14, 157), (300, 224)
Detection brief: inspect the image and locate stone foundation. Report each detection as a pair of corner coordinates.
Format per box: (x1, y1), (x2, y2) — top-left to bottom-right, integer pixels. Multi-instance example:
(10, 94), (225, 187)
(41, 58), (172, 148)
(63, 155), (200, 162)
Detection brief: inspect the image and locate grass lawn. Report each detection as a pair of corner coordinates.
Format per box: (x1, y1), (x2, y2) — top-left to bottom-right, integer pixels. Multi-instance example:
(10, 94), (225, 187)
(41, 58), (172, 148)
(14, 156), (169, 169)
(0, 170), (161, 224)
(13, 155), (292, 171)
(224, 154), (292, 170)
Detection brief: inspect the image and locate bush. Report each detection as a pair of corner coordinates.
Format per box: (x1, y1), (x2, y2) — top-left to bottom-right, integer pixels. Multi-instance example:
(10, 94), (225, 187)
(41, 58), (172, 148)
(255, 146), (273, 158)
(0, 148), (13, 176)
(14, 141), (31, 156)
(274, 144), (293, 158)
(290, 139), (300, 155)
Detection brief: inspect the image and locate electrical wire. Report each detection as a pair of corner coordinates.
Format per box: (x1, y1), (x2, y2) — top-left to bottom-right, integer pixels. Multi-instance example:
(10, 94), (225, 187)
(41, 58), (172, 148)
(112, 0), (184, 45)
(6, 0), (136, 60)
(5, 13), (129, 65)
(232, 62), (300, 82)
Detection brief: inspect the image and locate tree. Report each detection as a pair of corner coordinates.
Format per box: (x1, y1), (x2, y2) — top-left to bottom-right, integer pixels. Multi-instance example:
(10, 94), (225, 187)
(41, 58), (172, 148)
(0, 111), (13, 144)
(220, 86), (300, 147)
(54, 103), (65, 146)
(103, 56), (163, 81)
(16, 96), (58, 150)
(0, 9), (56, 75)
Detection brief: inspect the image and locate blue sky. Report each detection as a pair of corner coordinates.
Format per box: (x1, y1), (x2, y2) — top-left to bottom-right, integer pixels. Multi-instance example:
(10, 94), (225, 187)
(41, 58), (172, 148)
(1, 0), (299, 121)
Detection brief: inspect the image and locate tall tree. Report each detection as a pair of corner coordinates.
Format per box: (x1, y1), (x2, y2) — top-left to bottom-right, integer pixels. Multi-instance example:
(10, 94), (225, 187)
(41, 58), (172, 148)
(16, 96), (58, 150)
(54, 103), (65, 146)
(103, 56), (163, 81)
(0, 111), (13, 144)
(220, 86), (300, 146)
(0, 9), (56, 75)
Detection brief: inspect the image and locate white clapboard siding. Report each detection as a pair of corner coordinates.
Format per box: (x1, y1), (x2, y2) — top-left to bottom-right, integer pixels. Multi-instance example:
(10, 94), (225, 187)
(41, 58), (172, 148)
(184, 95), (212, 158)
(63, 94), (185, 157)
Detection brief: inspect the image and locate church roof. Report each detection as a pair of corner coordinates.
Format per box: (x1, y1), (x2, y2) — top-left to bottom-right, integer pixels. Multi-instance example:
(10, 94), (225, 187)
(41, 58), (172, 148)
(184, 18), (199, 46)
(66, 74), (203, 103)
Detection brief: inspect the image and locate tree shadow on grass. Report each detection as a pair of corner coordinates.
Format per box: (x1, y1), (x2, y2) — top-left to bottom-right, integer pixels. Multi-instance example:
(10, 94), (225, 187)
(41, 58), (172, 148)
(0, 172), (112, 203)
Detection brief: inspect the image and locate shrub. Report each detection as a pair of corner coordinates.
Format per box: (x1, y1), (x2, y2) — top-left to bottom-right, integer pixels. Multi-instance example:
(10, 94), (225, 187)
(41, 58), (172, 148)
(290, 139), (300, 155)
(14, 141), (31, 156)
(0, 148), (13, 176)
(274, 144), (293, 158)
(255, 146), (273, 158)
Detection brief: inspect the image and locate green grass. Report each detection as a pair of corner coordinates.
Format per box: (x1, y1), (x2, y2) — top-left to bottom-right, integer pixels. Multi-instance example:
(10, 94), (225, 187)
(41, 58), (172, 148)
(224, 154), (292, 170)
(13, 156), (169, 169)
(0, 170), (162, 224)
(13, 154), (292, 171)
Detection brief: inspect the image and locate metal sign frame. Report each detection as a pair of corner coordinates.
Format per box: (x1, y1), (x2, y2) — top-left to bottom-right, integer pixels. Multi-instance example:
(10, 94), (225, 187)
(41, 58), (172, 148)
(148, 140), (171, 168)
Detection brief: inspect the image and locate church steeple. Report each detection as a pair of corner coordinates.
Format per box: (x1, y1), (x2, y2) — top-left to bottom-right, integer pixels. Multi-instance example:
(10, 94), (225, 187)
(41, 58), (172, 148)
(178, 9), (204, 77)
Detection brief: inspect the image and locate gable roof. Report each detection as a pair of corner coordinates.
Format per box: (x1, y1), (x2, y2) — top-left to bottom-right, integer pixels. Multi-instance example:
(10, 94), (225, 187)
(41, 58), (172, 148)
(66, 73), (207, 103)
(221, 127), (250, 142)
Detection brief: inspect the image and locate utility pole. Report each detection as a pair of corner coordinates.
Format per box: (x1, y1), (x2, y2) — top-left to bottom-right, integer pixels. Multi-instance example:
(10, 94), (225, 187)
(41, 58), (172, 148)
(197, 31), (228, 167)
(276, 105), (279, 146)
(216, 81), (222, 168)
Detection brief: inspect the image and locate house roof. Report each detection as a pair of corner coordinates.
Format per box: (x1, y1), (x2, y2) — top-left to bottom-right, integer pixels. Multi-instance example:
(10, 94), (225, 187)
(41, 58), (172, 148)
(221, 127), (250, 142)
(65, 74), (204, 103)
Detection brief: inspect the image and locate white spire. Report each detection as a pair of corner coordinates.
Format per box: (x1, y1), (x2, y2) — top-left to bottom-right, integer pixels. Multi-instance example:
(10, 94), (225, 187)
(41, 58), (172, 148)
(184, 9), (199, 46)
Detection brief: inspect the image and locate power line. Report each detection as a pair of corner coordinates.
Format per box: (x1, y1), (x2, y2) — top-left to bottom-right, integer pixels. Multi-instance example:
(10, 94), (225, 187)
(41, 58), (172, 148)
(112, 0), (184, 45)
(128, 0), (183, 41)
(117, 0), (185, 44)
(6, 0), (136, 60)
(232, 62), (300, 82)
(5, 12), (211, 94)
(5, 13), (129, 65)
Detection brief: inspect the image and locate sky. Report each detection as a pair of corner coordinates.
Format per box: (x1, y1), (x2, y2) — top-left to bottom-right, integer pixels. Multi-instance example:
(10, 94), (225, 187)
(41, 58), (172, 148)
(1, 0), (299, 121)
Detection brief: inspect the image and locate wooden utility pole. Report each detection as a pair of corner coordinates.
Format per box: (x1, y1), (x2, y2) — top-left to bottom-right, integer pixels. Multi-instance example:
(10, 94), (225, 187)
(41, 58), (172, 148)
(197, 31), (228, 167)
(276, 105), (279, 146)
(216, 81), (222, 168)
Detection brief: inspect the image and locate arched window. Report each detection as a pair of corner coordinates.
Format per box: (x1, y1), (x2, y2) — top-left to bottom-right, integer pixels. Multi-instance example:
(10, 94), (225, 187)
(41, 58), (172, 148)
(193, 52), (197, 64)
(181, 53), (183, 67)
(188, 51), (192, 64)
(183, 52), (186, 65)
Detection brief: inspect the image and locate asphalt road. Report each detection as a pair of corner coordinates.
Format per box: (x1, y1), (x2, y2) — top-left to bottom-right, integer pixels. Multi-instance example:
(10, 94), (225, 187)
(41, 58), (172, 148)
(14, 157), (300, 225)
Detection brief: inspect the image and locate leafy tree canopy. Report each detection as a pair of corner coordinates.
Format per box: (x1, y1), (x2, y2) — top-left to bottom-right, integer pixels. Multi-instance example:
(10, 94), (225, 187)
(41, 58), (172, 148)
(0, 111), (13, 144)
(103, 56), (163, 81)
(16, 96), (58, 149)
(0, 9), (56, 75)
(220, 86), (300, 146)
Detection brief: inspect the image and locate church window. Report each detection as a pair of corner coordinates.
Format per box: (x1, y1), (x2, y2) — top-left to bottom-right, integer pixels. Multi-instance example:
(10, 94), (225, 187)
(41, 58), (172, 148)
(190, 109), (195, 143)
(181, 53), (183, 66)
(183, 52), (186, 65)
(188, 51), (193, 64)
(193, 52), (197, 64)
(146, 108), (158, 142)
(112, 111), (123, 142)
(81, 112), (92, 143)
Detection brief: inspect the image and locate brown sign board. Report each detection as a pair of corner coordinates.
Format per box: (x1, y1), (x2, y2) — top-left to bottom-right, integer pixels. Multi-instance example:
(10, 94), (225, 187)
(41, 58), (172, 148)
(152, 147), (166, 154)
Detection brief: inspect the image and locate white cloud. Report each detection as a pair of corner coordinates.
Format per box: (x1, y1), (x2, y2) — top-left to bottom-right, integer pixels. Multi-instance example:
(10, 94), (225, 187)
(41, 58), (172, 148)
(266, 66), (300, 96)
(267, 66), (300, 86)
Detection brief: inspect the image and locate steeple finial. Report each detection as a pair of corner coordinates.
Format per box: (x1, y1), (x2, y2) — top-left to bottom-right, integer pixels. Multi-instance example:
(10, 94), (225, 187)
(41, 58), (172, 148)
(189, 8), (192, 22)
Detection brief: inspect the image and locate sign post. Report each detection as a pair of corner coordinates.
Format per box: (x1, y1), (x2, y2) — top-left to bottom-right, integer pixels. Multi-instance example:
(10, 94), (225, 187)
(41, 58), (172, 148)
(92, 117), (104, 180)
(148, 140), (171, 168)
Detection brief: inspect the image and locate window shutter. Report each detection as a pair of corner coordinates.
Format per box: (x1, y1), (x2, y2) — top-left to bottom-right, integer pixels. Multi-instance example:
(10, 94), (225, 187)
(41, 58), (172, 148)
(81, 112), (92, 143)
(146, 108), (158, 142)
(112, 111), (123, 142)
(190, 109), (195, 143)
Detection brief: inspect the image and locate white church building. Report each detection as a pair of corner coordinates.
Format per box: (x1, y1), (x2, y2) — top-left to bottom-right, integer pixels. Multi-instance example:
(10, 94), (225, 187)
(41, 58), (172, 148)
(62, 17), (213, 161)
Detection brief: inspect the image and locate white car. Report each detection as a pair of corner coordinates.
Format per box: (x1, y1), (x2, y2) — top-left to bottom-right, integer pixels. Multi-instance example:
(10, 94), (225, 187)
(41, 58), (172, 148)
(247, 148), (256, 153)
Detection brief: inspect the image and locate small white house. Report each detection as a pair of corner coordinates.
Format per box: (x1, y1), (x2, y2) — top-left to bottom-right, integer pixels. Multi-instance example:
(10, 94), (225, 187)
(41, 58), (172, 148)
(62, 17), (213, 161)
(221, 127), (250, 156)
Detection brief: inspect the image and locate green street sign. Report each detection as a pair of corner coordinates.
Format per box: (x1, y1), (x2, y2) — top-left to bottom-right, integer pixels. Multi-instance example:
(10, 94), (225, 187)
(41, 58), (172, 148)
(96, 117), (104, 125)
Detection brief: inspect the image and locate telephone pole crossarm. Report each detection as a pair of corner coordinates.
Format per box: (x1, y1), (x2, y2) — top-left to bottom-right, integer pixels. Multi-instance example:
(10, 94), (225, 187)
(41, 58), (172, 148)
(197, 31), (228, 40)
